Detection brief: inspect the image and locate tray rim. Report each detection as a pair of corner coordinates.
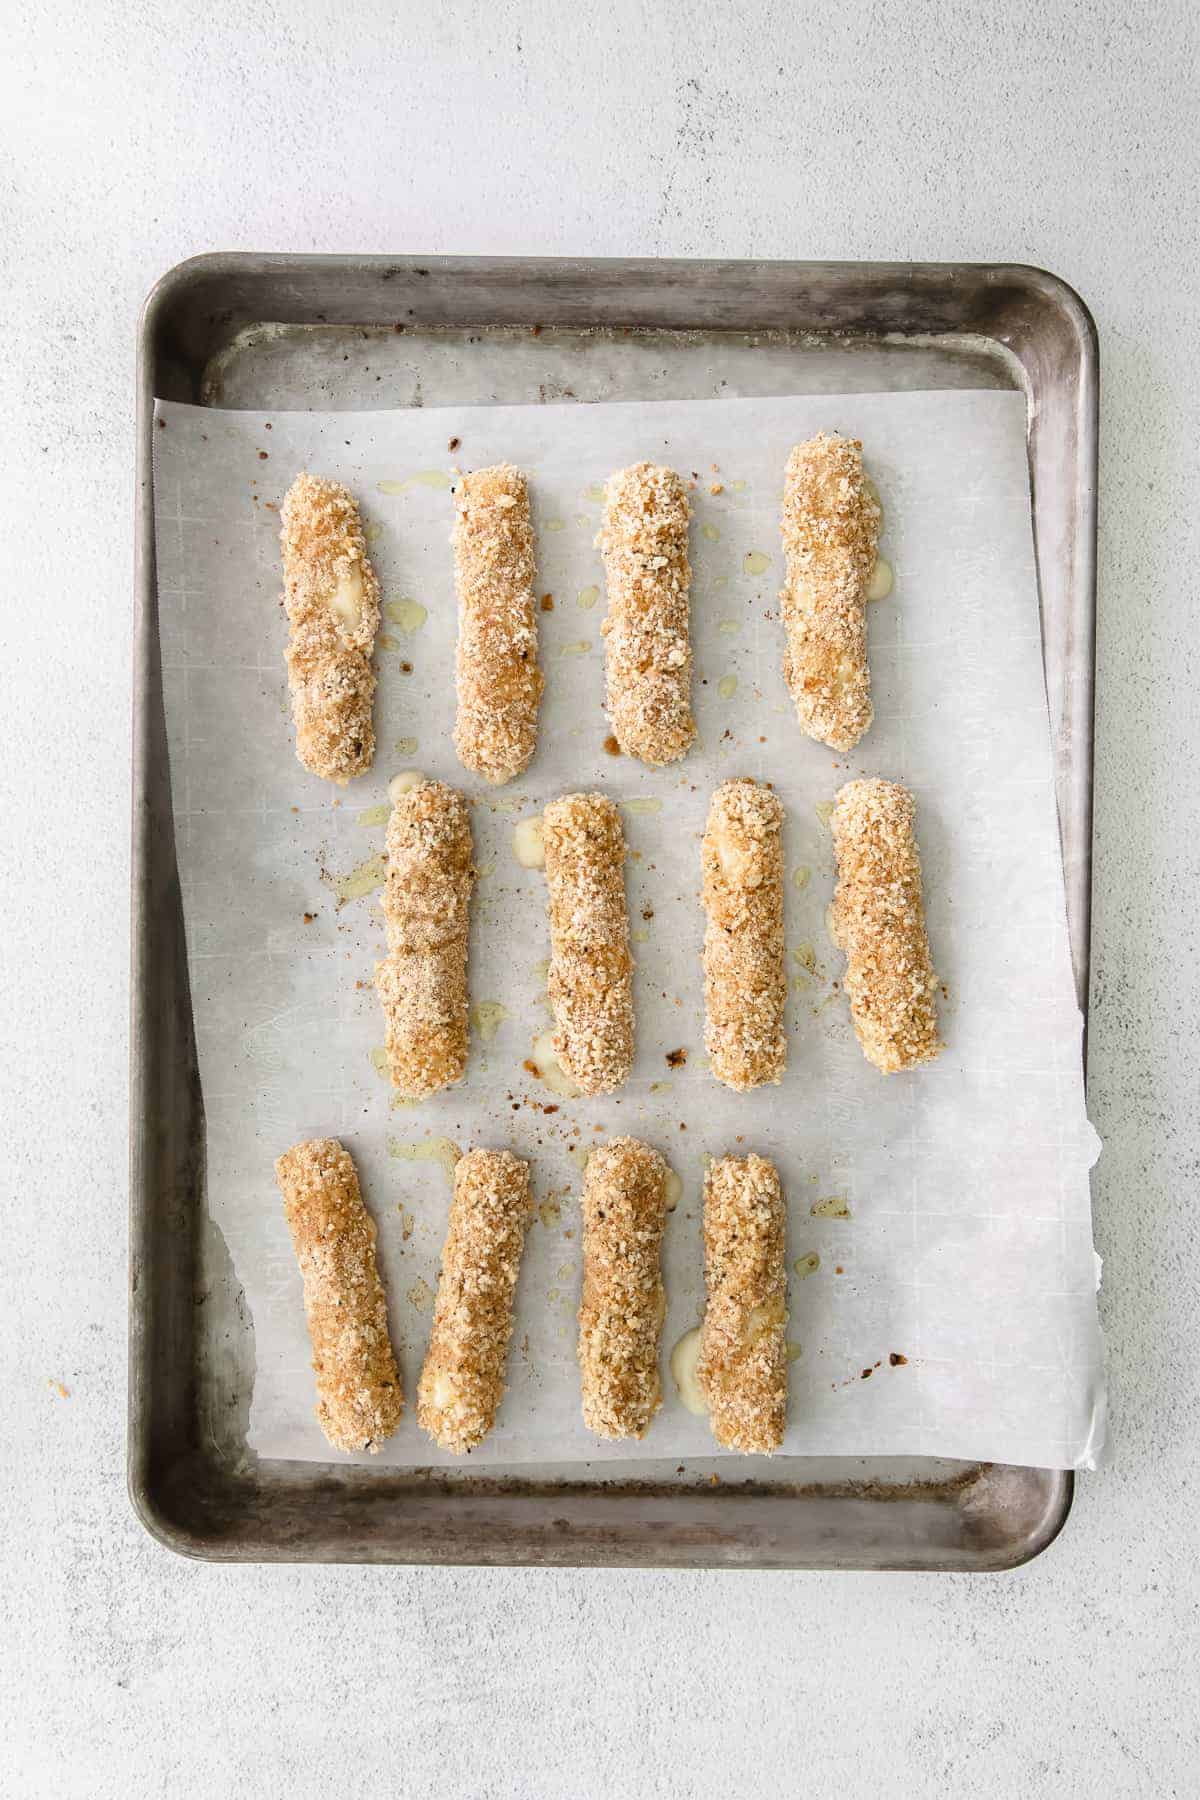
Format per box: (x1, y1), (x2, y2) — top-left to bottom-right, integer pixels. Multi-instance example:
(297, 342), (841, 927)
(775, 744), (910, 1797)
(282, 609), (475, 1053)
(131, 253), (1096, 1570)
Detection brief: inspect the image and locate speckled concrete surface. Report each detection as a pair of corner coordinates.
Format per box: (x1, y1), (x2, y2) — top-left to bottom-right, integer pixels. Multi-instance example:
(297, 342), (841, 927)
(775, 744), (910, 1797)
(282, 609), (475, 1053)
(2, 3), (1197, 1794)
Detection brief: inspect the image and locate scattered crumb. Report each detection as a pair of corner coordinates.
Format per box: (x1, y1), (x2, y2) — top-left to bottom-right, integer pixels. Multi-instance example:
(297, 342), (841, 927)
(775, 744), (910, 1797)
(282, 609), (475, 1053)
(710, 482), (723, 495)
(540, 593), (555, 611)
(890, 1352), (908, 1367)
(448, 436), (460, 451)
(665, 1047), (688, 1069)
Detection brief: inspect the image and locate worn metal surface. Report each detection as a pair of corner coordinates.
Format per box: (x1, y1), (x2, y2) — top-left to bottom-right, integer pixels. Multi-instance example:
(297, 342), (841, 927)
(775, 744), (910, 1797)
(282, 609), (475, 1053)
(131, 255), (1095, 1567)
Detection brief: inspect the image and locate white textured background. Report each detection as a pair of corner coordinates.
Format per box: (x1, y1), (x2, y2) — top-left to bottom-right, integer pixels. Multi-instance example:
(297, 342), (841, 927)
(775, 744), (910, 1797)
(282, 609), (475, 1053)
(2, 2), (1196, 1794)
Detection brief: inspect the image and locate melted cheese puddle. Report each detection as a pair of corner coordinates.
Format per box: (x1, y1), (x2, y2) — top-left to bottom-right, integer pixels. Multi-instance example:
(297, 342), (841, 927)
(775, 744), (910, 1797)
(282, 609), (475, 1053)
(387, 1137), (461, 1184)
(388, 770), (426, 802)
(530, 1030), (581, 1098)
(512, 815), (546, 868)
(866, 558), (893, 602)
(329, 566), (364, 629)
(670, 1328), (707, 1415)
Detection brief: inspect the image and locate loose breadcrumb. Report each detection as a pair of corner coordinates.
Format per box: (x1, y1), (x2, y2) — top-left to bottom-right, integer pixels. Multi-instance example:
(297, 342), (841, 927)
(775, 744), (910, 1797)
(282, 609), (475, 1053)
(375, 778), (474, 1097)
(280, 472), (381, 783)
(543, 793), (635, 1095)
(417, 1148), (532, 1453)
(697, 1153), (787, 1454)
(598, 463), (696, 765)
(830, 777), (943, 1073)
(274, 1137), (402, 1454)
(701, 778), (787, 1090)
(453, 464), (544, 784)
(779, 434), (881, 752)
(577, 1138), (669, 1440)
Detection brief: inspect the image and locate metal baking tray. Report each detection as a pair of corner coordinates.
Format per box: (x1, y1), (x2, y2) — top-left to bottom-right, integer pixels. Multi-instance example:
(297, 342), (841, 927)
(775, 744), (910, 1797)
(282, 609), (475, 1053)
(132, 255), (1096, 1568)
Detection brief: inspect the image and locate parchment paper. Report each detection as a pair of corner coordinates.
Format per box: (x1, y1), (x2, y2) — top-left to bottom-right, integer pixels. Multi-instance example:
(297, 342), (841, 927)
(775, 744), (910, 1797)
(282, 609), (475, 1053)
(153, 389), (1104, 1471)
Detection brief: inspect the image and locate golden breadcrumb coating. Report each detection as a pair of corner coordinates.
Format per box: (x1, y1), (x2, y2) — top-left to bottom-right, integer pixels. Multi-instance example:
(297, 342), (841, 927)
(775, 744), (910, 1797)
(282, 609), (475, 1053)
(697, 1153), (787, 1454)
(274, 1137), (403, 1454)
(830, 777), (943, 1074)
(453, 464), (544, 785)
(280, 472), (381, 783)
(417, 1148), (533, 1453)
(598, 462), (696, 765)
(779, 433), (882, 752)
(543, 793), (635, 1095)
(375, 778), (474, 1097)
(701, 778), (787, 1090)
(577, 1138), (669, 1440)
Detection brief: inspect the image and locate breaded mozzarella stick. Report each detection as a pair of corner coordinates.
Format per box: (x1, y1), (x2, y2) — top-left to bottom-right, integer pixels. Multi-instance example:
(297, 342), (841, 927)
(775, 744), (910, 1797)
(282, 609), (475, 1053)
(697, 1153), (787, 1454)
(375, 778), (474, 1097)
(598, 462), (696, 765)
(830, 777), (942, 1073)
(417, 1149), (532, 1453)
(453, 464), (544, 784)
(280, 472), (381, 783)
(578, 1138), (670, 1440)
(275, 1137), (403, 1454)
(779, 433), (882, 751)
(701, 778), (787, 1090)
(543, 793), (634, 1095)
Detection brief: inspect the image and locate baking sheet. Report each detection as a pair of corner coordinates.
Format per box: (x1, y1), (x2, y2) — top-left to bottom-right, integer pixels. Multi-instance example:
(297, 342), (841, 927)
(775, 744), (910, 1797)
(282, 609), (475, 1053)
(152, 389), (1104, 1471)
